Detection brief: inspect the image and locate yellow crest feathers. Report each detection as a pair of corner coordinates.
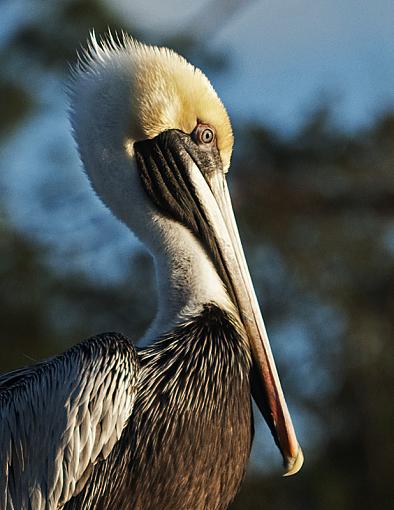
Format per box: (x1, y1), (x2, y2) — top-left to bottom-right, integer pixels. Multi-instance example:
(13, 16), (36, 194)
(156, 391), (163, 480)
(76, 31), (234, 170)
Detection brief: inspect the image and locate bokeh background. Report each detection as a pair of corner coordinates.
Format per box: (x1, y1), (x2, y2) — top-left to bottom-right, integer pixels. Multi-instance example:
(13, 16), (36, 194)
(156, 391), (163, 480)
(1, 1), (393, 508)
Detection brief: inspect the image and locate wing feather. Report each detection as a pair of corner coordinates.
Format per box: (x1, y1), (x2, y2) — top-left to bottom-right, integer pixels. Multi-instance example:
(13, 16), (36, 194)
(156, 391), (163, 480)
(0, 333), (139, 510)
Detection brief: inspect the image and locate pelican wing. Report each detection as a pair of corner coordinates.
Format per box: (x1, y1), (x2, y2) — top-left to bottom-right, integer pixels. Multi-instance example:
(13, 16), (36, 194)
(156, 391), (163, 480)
(0, 333), (139, 510)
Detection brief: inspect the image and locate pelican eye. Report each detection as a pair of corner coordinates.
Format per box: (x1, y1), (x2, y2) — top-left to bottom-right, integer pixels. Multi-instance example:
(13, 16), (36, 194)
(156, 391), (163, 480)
(192, 124), (216, 146)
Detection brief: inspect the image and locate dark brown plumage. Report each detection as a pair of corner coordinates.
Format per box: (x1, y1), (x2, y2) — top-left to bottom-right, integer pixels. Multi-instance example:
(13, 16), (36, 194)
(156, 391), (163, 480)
(66, 305), (252, 510)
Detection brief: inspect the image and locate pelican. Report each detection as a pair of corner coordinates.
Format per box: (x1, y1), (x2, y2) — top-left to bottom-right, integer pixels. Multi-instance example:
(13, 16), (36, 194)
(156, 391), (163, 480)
(0, 33), (303, 510)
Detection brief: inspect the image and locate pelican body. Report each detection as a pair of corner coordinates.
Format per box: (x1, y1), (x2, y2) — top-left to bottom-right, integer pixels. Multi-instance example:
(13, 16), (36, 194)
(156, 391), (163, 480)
(0, 34), (303, 509)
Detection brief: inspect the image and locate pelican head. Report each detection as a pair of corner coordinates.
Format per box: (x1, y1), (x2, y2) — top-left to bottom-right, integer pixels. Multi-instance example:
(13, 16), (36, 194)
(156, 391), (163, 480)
(70, 32), (303, 476)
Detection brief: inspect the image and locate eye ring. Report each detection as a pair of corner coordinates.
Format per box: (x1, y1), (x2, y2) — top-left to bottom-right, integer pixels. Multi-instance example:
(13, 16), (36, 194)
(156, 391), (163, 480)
(200, 127), (214, 144)
(193, 124), (216, 146)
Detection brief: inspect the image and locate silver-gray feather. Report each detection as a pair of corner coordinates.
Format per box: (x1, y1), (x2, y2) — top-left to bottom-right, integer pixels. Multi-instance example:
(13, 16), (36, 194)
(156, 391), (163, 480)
(0, 334), (139, 510)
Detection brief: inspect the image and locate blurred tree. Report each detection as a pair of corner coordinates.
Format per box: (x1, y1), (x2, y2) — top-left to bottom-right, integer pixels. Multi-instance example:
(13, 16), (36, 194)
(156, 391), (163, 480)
(230, 109), (394, 510)
(0, 80), (34, 138)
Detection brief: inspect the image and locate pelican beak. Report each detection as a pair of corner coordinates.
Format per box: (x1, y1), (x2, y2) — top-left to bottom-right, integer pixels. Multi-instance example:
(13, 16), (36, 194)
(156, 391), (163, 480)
(134, 129), (303, 475)
(203, 172), (303, 476)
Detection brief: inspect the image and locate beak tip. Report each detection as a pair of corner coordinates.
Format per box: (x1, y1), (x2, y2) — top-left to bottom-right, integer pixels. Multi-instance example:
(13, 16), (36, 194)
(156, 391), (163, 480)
(283, 445), (304, 477)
